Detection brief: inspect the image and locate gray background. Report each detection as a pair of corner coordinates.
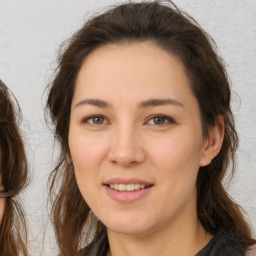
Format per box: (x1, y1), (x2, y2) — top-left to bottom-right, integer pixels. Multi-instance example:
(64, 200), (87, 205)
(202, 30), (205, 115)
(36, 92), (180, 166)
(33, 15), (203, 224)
(0, 0), (255, 255)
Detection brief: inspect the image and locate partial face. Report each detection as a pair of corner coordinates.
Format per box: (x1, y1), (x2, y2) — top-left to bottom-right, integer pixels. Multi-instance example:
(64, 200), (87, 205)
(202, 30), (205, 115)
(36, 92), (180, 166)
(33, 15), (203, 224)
(0, 170), (5, 223)
(69, 42), (212, 235)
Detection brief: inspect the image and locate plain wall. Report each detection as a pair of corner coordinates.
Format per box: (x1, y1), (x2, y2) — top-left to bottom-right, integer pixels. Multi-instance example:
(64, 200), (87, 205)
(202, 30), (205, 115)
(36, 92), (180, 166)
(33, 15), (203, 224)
(0, 0), (255, 255)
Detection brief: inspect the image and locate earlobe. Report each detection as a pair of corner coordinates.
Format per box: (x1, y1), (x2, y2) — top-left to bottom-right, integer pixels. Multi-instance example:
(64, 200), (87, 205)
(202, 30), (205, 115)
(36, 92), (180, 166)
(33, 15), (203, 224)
(200, 116), (225, 167)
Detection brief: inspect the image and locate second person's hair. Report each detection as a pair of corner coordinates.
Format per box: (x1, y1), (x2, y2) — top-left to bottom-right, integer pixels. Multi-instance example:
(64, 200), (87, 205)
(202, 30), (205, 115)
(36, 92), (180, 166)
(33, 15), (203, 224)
(0, 79), (29, 256)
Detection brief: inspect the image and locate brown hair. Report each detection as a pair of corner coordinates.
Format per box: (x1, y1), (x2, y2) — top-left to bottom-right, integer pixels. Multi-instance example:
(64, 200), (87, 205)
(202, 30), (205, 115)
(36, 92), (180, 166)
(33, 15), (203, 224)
(0, 79), (29, 255)
(46, 1), (256, 255)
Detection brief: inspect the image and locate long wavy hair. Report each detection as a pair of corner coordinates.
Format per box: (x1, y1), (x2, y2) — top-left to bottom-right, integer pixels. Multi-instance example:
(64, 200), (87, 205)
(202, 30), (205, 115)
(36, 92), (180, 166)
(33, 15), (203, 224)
(46, 1), (256, 255)
(0, 79), (29, 255)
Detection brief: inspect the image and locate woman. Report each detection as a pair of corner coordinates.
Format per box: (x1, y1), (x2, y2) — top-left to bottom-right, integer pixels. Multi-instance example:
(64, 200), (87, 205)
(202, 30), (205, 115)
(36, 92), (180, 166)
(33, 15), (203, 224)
(46, 1), (256, 255)
(0, 79), (29, 255)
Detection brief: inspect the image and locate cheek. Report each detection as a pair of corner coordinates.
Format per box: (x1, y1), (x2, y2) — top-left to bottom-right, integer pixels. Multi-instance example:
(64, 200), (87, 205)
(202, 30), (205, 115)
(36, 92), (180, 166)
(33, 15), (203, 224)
(68, 134), (99, 208)
(148, 133), (203, 195)
(69, 131), (106, 170)
(68, 131), (109, 199)
(149, 133), (203, 170)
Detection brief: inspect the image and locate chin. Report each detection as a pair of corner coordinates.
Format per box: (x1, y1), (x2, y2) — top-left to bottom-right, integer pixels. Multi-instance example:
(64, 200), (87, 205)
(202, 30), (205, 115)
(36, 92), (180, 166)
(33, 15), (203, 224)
(103, 214), (154, 235)
(108, 224), (150, 235)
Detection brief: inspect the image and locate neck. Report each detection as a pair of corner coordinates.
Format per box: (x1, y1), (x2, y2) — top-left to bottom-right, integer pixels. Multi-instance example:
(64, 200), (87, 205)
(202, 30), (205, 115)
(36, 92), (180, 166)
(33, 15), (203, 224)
(107, 212), (212, 256)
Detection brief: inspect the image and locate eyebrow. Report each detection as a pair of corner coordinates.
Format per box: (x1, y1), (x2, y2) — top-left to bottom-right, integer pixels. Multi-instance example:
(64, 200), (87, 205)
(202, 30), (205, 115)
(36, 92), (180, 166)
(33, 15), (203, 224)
(74, 99), (112, 108)
(74, 98), (184, 109)
(139, 98), (184, 108)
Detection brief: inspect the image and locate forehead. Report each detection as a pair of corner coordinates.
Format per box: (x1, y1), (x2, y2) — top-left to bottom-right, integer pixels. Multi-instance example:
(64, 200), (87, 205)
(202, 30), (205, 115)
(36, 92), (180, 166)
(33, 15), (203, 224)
(73, 42), (195, 107)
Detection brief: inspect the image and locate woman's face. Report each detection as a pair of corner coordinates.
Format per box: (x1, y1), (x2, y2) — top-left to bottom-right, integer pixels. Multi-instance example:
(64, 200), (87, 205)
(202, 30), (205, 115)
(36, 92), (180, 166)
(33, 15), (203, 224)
(69, 42), (216, 235)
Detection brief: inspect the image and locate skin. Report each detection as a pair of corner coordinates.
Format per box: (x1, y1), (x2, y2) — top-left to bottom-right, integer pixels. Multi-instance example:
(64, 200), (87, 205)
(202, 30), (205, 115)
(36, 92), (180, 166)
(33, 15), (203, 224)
(69, 42), (224, 256)
(0, 173), (5, 223)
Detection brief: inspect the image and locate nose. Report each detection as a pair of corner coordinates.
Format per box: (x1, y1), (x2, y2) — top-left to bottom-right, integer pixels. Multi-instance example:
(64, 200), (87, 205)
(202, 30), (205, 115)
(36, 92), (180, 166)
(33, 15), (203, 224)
(107, 125), (146, 167)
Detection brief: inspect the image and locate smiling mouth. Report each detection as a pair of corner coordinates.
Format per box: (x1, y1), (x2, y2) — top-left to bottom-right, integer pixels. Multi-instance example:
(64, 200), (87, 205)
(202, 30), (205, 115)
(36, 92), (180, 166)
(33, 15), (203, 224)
(105, 184), (153, 192)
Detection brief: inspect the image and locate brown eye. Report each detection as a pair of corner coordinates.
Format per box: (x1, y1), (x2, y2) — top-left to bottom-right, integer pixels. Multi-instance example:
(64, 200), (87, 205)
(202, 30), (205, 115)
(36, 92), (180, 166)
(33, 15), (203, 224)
(84, 116), (107, 125)
(153, 116), (166, 125)
(92, 116), (105, 124)
(147, 115), (175, 126)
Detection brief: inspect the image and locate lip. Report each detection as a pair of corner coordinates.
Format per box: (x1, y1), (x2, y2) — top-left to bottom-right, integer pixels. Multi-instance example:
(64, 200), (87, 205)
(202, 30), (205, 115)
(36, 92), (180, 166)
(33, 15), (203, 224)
(103, 177), (154, 203)
(103, 177), (152, 186)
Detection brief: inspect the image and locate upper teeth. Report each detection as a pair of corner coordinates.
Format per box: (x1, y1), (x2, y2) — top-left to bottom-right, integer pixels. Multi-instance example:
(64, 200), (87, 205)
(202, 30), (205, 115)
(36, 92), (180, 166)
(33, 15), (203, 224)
(109, 184), (146, 191)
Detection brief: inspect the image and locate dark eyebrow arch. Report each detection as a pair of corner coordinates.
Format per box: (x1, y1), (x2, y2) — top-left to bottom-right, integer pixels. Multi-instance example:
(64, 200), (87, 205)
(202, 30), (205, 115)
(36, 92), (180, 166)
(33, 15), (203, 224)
(74, 99), (112, 108)
(139, 98), (184, 108)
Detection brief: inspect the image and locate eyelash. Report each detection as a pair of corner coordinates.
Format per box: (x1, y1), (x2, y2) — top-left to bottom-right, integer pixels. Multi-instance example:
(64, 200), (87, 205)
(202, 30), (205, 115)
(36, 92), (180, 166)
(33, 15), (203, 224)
(82, 115), (108, 125)
(82, 114), (176, 126)
(146, 115), (176, 126)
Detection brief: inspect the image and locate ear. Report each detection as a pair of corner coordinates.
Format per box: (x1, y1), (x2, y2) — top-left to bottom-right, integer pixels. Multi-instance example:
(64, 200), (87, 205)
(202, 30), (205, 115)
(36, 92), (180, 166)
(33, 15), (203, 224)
(200, 116), (225, 167)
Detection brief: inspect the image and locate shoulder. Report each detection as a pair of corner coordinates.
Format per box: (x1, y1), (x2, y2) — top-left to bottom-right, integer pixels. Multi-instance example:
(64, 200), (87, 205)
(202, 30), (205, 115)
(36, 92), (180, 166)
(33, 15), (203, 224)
(246, 244), (256, 256)
(197, 231), (246, 256)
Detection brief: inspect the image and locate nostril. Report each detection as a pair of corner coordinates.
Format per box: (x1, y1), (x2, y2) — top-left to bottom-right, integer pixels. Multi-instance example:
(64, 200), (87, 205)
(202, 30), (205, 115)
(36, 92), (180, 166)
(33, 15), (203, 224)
(110, 159), (118, 165)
